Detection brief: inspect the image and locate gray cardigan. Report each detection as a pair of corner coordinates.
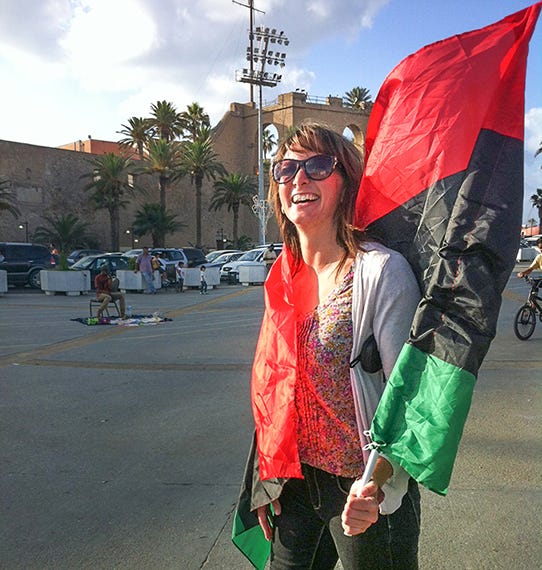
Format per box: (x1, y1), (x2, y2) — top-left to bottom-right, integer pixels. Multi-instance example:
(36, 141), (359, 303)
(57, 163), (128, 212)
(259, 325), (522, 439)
(350, 242), (420, 513)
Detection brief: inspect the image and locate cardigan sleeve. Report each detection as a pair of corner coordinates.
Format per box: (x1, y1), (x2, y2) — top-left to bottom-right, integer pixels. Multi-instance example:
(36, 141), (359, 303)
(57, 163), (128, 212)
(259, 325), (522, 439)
(350, 244), (420, 514)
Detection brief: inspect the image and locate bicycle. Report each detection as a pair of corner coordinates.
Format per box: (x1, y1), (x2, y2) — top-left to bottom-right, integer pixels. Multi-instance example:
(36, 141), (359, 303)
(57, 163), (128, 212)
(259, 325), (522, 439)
(513, 276), (542, 340)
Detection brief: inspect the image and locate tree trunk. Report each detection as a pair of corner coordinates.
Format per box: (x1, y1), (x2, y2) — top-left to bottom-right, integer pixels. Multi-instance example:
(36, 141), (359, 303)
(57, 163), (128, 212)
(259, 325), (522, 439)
(195, 175), (203, 247)
(233, 205), (239, 242)
(109, 207), (120, 251)
(159, 176), (167, 210)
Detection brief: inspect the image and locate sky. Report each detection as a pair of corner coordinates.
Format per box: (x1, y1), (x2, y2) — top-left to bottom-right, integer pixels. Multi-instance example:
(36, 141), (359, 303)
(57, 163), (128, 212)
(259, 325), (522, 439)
(0, 0), (540, 222)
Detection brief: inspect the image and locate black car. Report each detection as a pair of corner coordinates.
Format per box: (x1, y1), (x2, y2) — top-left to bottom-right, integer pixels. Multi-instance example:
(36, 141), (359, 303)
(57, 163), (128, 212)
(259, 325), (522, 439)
(0, 242), (57, 288)
(181, 247), (207, 267)
(69, 253), (130, 285)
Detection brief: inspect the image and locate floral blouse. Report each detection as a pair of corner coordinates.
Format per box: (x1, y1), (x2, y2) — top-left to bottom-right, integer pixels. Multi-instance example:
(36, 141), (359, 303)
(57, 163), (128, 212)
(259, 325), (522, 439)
(295, 267), (365, 478)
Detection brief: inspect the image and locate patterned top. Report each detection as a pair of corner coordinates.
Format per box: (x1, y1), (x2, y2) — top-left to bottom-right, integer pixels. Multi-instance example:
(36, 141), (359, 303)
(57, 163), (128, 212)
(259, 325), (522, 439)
(295, 267), (365, 477)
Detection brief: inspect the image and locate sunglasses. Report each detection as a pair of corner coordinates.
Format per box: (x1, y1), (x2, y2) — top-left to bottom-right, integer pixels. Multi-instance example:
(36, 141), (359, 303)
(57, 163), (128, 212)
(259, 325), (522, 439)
(272, 154), (339, 184)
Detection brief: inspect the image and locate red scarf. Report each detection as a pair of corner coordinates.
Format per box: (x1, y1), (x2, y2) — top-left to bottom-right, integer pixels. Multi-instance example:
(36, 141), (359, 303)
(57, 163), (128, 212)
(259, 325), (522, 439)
(251, 247), (306, 480)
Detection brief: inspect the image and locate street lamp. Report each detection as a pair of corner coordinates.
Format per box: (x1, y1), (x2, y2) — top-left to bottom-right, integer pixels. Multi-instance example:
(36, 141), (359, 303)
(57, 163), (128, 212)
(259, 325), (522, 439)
(18, 221), (29, 242)
(236, 26), (288, 244)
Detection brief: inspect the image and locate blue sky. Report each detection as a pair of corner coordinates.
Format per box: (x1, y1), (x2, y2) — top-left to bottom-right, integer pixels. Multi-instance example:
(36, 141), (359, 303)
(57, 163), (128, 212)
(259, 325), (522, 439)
(0, 0), (540, 222)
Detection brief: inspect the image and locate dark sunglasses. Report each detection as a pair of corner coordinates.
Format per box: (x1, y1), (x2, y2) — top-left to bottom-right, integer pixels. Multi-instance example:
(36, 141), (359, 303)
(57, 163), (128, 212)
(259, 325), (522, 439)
(272, 154), (339, 184)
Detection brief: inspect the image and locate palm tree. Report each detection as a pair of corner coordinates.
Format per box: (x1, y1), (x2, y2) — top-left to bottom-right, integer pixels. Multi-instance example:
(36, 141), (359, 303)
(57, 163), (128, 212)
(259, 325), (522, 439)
(262, 128), (277, 159)
(344, 86), (372, 109)
(117, 116), (152, 159)
(33, 213), (91, 253)
(0, 178), (20, 218)
(179, 136), (226, 247)
(149, 100), (183, 142)
(138, 139), (183, 210)
(82, 153), (136, 251)
(132, 203), (183, 247)
(181, 102), (210, 142)
(530, 188), (542, 230)
(210, 173), (257, 243)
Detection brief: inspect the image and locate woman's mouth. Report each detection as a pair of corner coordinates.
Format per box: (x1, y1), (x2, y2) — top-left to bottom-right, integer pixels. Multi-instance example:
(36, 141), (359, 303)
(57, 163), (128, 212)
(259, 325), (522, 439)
(291, 193), (319, 205)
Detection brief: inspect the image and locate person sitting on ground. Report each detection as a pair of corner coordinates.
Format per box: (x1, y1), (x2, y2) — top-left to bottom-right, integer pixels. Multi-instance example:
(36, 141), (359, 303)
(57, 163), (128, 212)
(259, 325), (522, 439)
(94, 264), (126, 318)
(517, 237), (542, 281)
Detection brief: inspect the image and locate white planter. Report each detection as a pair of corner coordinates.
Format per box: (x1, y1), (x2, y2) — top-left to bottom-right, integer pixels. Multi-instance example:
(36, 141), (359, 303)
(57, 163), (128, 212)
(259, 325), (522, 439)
(184, 267), (220, 289)
(238, 264), (267, 286)
(40, 270), (91, 296)
(0, 270), (7, 294)
(117, 270), (161, 292)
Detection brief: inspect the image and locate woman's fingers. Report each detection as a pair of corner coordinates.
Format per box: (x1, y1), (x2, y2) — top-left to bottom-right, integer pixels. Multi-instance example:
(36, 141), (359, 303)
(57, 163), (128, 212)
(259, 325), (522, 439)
(257, 499), (282, 541)
(341, 481), (380, 536)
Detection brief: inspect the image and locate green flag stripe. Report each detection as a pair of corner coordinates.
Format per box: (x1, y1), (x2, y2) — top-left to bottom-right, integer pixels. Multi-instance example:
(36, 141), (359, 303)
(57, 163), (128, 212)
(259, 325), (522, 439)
(371, 343), (476, 495)
(232, 509), (271, 570)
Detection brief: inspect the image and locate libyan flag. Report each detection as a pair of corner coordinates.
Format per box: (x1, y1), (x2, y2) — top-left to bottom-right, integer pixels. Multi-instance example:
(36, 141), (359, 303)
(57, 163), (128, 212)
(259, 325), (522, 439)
(233, 3), (541, 568)
(355, 2), (541, 496)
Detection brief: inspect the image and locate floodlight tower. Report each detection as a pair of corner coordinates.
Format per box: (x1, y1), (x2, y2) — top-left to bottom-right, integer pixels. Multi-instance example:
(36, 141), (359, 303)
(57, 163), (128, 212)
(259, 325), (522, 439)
(236, 27), (289, 244)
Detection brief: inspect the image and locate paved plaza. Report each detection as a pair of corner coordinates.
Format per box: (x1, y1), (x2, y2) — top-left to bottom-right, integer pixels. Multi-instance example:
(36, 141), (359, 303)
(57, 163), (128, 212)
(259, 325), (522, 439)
(1, 273), (540, 569)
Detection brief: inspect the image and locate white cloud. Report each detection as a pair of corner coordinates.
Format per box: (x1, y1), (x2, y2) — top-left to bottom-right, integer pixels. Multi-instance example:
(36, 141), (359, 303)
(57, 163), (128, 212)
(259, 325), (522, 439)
(525, 107), (542, 155)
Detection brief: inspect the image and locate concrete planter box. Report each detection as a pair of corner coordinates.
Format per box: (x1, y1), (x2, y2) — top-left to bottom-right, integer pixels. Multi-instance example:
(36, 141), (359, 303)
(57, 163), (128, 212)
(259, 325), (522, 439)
(40, 270), (91, 296)
(0, 270), (7, 294)
(238, 264), (267, 286)
(117, 270), (161, 292)
(184, 267), (220, 289)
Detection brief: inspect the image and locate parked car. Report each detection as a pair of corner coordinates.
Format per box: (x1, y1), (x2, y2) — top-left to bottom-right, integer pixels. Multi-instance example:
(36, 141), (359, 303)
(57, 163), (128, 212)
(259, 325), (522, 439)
(205, 249), (242, 263)
(0, 242), (57, 288)
(517, 239), (539, 262)
(220, 244), (282, 282)
(181, 247), (207, 267)
(205, 250), (244, 269)
(66, 249), (104, 266)
(69, 253), (130, 285)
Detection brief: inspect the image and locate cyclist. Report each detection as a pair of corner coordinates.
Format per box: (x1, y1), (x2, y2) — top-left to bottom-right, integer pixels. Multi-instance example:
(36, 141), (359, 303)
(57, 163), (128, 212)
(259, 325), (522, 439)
(517, 237), (542, 280)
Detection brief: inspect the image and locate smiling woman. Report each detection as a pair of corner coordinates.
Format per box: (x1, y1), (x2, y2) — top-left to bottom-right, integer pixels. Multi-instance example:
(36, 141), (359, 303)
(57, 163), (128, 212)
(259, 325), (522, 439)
(235, 122), (422, 569)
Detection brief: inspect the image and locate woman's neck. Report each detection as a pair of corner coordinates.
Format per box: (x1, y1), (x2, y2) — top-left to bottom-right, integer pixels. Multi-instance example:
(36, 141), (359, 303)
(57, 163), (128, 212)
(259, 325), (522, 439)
(297, 227), (345, 271)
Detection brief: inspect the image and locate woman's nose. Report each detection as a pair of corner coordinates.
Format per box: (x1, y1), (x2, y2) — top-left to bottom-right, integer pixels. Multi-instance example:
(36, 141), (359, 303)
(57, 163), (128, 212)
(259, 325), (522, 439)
(292, 164), (309, 186)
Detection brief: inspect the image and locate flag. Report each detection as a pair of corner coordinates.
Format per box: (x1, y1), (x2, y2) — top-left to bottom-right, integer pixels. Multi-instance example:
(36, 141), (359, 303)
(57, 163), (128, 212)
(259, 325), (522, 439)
(356, 3), (541, 495)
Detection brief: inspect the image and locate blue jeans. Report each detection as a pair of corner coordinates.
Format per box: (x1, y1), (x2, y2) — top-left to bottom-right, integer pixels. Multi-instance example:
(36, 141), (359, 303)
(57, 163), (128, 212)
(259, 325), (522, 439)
(270, 464), (420, 570)
(142, 271), (156, 293)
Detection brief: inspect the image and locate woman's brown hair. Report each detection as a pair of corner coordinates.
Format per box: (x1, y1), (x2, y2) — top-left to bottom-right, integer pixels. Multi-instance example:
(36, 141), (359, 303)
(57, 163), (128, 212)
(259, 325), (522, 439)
(268, 122), (366, 268)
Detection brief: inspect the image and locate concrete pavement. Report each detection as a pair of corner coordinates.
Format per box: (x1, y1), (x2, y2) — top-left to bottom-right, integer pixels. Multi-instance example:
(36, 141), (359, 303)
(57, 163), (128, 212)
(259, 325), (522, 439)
(0, 272), (540, 569)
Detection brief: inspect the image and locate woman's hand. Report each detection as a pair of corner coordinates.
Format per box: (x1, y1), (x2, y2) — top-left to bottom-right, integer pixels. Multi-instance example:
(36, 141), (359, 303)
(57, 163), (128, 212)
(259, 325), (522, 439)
(256, 499), (282, 541)
(341, 479), (381, 536)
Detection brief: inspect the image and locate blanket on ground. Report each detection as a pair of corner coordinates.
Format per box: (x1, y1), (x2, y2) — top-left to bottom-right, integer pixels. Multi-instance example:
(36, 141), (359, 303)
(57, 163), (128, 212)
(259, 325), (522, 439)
(72, 314), (172, 326)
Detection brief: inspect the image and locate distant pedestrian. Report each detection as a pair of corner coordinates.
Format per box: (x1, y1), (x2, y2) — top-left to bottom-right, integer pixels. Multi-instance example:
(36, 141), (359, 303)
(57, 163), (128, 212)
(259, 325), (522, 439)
(263, 243), (277, 273)
(200, 265), (208, 295)
(176, 262), (185, 292)
(134, 246), (156, 294)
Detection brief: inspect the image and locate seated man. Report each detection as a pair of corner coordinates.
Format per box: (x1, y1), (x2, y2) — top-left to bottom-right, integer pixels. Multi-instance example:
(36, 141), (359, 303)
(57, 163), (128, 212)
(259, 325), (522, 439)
(94, 265), (126, 318)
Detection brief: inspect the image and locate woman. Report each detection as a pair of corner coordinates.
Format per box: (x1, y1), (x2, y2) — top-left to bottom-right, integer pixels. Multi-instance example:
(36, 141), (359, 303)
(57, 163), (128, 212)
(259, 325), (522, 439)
(250, 123), (421, 569)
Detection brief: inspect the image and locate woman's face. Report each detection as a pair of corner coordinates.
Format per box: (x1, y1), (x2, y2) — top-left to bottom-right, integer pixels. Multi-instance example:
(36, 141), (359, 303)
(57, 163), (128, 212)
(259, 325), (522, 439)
(277, 147), (344, 234)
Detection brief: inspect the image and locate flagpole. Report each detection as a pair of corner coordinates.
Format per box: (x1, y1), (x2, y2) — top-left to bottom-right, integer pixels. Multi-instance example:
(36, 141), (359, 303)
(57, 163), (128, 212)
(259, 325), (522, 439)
(357, 448), (379, 493)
